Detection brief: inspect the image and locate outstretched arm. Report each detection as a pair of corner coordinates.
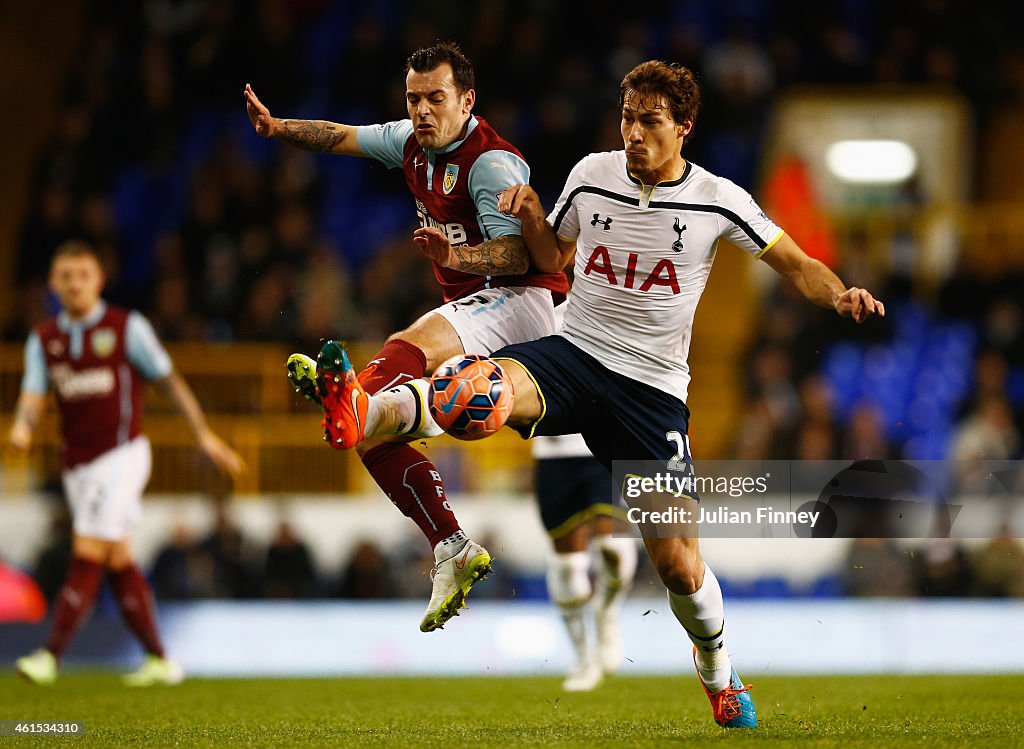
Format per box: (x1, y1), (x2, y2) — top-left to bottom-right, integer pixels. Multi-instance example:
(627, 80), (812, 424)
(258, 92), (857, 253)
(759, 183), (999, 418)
(155, 371), (246, 479)
(761, 233), (885, 323)
(414, 228), (531, 276)
(244, 83), (361, 156)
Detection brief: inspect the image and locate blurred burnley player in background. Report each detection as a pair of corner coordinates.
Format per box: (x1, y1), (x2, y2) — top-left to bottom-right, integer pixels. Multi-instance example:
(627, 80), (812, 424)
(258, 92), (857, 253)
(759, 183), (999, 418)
(245, 41), (567, 632)
(10, 240), (245, 686)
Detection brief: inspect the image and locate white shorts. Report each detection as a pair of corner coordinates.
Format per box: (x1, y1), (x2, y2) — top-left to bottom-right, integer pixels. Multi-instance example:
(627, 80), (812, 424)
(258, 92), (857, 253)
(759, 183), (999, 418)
(63, 436), (152, 541)
(431, 286), (558, 358)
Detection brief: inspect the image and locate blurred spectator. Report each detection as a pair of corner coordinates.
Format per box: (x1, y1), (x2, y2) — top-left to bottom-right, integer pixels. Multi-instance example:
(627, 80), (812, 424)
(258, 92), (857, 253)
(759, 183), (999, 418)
(844, 538), (915, 597)
(952, 395), (1021, 462)
(753, 346), (801, 429)
(198, 499), (255, 598)
(262, 520), (317, 598)
(915, 539), (973, 597)
(388, 534), (437, 600)
(733, 398), (777, 460)
(336, 540), (396, 600)
(843, 402), (892, 460)
(151, 522), (218, 600)
(795, 421), (837, 461)
(971, 523), (1024, 597)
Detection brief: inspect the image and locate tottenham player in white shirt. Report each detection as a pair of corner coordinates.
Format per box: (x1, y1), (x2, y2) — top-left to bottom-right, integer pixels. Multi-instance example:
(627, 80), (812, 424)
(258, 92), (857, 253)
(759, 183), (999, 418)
(420, 60), (884, 728)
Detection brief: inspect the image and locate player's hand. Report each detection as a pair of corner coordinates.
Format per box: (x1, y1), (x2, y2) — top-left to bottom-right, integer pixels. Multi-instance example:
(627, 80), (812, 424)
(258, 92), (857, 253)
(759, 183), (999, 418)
(244, 83), (276, 138)
(498, 184), (544, 222)
(7, 422), (32, 451)
(834, 287), (885, 323)
(413, 226), (460, 269)
(198, 429), (246, 480)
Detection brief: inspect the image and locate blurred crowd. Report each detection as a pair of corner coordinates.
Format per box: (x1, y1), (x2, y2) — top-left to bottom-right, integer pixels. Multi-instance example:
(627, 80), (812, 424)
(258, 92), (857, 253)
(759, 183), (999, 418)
(7, 0), (1022, 350)
(735, 274), (1024, 461)
(28, 495), (519, 603)
(25, 493), (1024, 603)
(845, 532), (1024, 598)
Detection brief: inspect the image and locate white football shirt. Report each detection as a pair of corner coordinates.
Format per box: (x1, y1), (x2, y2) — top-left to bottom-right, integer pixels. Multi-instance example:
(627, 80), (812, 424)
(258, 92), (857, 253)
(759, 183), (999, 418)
(548, 151), (783, 403)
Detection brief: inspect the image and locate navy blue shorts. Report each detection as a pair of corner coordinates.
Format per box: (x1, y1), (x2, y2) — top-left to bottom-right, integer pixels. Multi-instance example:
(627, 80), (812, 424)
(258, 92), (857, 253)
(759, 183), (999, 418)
(493, 336), (694, 485)
(535, 455), (627, 538)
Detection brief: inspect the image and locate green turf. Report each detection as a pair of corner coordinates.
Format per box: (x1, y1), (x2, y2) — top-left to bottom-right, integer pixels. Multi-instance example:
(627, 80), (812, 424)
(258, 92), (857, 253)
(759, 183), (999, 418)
(1, 673), (1020, 748)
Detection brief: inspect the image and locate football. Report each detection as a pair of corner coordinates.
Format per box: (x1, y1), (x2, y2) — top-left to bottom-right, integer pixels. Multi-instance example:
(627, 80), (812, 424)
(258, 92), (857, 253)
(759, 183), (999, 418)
(429, 354), (514, 440)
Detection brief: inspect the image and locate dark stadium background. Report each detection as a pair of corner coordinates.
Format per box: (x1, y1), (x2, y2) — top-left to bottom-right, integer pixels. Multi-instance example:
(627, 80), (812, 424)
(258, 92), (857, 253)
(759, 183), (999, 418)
(1, 0), (1022, 677)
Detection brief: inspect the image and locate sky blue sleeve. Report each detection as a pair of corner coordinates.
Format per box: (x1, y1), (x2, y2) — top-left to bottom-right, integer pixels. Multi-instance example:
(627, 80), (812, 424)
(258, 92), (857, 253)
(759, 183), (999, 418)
(468, 149), (530, 239)
(20, 332), (48, 395)
(126, 312), (173, 381)
(355, 120), (414, 169)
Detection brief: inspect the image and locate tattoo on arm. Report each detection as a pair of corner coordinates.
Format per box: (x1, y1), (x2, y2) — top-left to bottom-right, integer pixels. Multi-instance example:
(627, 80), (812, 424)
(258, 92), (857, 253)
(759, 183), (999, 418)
(277, 120), (346, 153)
(451, 235), (530, 276)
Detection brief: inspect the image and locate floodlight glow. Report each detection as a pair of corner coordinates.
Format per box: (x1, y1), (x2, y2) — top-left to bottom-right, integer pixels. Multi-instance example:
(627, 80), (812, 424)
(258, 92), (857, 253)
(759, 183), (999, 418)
(825, 140), (918, 184)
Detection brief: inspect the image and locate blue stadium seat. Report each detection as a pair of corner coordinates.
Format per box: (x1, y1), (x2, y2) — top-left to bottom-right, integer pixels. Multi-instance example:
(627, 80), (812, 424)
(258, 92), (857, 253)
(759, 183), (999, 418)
(747, 576), (793, 598)
(511, 574), (549, 601)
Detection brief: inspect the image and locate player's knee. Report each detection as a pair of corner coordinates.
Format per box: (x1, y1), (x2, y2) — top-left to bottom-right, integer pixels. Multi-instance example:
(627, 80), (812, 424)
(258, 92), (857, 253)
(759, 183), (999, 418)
(387, 316), (462, 372)
(551, 524), (590, 554)
(501, 361), (543, 424)
(384, 329), (413, 348)
(357, 435), (403, 459)
(105, 539), (135, 570)
(72, 535), (113, 565)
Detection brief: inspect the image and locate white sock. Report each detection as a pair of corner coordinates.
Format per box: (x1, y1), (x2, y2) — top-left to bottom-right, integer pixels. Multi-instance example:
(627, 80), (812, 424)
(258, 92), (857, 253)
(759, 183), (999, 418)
(547, 551), (593, 663)
(403, 379), (444, 439)
(433, 530), (468, 563)
(362, 393), (383, 437)
(593, 534), (638, 617)
(668, 562), (732, 692)
(367, 380), (444, 440)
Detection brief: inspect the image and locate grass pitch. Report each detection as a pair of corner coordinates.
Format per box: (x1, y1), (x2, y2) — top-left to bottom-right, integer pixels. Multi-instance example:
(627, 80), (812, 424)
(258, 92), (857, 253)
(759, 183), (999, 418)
(1, 673), (1019, 747)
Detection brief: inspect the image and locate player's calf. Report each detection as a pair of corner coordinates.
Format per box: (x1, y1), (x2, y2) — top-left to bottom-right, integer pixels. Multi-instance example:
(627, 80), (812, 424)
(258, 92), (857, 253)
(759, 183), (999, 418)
(594, 535), (637, 674)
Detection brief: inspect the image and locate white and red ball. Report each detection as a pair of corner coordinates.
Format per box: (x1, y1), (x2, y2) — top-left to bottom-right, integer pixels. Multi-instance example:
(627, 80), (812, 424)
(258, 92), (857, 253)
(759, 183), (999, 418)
(429, 354), (514, 440)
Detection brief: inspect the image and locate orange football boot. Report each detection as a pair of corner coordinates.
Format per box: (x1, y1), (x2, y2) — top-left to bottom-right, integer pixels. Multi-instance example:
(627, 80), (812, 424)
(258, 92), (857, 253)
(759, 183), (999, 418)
(316, 340), (369, 450)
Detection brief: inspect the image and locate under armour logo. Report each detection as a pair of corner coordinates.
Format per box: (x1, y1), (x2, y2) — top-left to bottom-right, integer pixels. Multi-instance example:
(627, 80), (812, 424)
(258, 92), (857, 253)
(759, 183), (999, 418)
(413, 157), (422, 169)
(672, 217), (687, 252)
(591, 214), (613, 230)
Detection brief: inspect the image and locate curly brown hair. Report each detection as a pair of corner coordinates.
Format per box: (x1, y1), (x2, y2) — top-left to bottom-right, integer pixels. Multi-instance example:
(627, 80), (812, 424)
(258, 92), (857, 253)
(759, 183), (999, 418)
(619, 61), (701, 137)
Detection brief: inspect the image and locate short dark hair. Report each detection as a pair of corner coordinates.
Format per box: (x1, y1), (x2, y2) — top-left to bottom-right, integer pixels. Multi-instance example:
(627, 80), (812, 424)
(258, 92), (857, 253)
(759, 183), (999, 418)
(619, 61), (701, 139)
(406, 41), (475, 92)
(52, 239), (100, 265)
